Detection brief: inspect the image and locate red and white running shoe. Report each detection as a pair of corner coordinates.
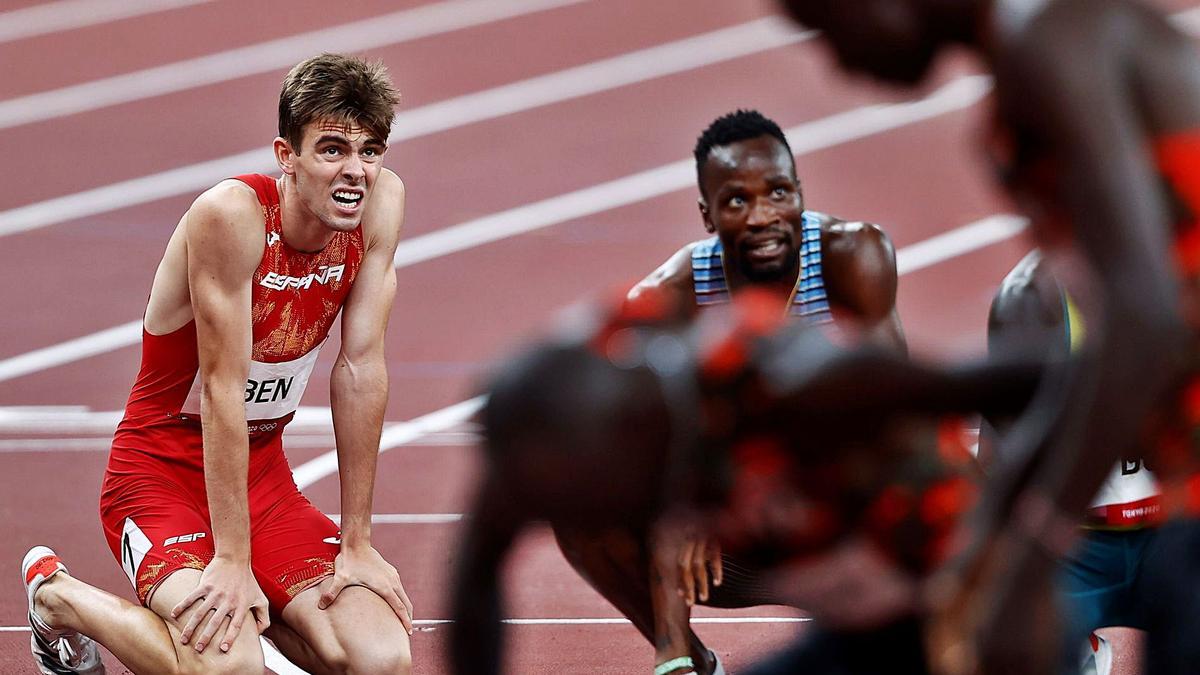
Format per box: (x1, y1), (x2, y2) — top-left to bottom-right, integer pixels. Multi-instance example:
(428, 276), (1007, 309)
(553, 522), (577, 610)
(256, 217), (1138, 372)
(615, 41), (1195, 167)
(22, 546), (105, 675)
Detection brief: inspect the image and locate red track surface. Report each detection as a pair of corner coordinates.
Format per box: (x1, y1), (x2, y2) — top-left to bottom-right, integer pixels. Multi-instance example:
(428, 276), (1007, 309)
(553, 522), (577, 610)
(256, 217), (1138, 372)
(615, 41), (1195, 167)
(0, 0), (1195, 672)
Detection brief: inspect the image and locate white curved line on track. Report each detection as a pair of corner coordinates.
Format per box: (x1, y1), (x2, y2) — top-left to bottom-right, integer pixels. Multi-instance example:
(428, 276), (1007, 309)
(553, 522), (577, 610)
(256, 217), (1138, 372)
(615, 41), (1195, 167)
(0, 17), (811, 238)
(0, 0), (215, 44)
(0, 0), (591, 130)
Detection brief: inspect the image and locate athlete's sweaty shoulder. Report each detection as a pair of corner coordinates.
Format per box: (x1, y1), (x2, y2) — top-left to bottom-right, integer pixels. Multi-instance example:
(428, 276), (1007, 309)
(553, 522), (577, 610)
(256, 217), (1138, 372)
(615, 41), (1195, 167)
(184, 179), (266, 278)
(628, 242), (698, 307)
(817, 213), (898, 321)
(144, 180), (262, 335)
(987, 249), (1066, 359)
(361, 168), (406, 252)
(189, 179), (262, 224)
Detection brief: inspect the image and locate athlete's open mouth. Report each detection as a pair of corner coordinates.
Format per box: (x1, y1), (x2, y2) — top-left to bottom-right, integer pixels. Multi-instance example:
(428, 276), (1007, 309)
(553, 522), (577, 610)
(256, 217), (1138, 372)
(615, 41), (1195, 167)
(332, 189), (364, 211)
(744, 236), (787, 262)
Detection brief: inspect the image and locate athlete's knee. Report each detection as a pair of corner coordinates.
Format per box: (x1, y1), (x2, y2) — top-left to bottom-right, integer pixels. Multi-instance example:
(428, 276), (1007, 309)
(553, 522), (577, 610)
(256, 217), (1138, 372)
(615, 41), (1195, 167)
(321, 638), (412, 675)
(349, 641), (412, 675)
(177, 644), (265, 675)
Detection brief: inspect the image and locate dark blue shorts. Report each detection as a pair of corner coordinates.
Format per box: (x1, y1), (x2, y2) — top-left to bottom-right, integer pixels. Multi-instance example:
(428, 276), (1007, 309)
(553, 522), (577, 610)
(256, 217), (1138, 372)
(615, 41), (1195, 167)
(1057, 527), (1157, 633)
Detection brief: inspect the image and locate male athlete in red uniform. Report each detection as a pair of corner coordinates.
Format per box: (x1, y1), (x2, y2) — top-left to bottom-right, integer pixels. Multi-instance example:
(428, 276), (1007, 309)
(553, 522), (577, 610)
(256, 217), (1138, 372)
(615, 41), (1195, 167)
(776, 0), (1200, 672)
(20, 53), (413, 674)
(551, 109), (906, 675)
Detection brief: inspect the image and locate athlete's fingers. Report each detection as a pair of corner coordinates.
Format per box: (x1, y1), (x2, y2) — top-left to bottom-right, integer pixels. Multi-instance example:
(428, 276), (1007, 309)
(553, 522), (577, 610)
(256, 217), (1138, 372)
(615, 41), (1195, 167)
(253, 603), (271, 634)
(383, 587), (414, 635)
(318, 574), (347, 610)
(171, 586), (207, 623)
(693, 540), (710, 603)
(710, 542), (724, 588)
(219, 609), (246, 653)
(396, 582), (415, 634)
(178, 594), (216, 645)
(194, 602), (234, 653)
(678, 540), (697, 606)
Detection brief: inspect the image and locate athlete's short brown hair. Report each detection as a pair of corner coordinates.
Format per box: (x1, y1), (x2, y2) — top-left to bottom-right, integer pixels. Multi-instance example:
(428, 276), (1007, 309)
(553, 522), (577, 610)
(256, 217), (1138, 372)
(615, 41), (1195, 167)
(278, 53), (400, 151)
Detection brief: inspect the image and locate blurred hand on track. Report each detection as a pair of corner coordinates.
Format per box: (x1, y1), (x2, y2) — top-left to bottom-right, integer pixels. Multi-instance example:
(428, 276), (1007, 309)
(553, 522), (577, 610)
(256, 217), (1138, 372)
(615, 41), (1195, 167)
(677, 535), (723, 606)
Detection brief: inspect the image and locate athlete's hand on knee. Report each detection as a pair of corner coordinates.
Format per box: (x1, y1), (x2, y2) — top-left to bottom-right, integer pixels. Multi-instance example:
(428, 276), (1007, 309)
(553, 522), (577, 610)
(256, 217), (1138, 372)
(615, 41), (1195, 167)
(318, 545), (415, 635)
(678, 536), (722, 606)
(172, 556), (271, 653)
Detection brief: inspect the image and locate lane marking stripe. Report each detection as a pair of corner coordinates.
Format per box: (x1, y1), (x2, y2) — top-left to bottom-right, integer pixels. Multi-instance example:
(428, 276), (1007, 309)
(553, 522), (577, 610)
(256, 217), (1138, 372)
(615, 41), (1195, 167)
(0, 17), (809, 237)
(0, 617), (808, 633)
(0, 0), (590, 130)
(0, 0), (214, 44)
(7, 4), (1200, 236)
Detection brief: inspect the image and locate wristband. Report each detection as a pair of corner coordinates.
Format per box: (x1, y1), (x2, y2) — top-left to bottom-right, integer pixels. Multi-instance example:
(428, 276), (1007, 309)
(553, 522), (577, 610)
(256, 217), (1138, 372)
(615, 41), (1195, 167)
(655, 656), (696, 675)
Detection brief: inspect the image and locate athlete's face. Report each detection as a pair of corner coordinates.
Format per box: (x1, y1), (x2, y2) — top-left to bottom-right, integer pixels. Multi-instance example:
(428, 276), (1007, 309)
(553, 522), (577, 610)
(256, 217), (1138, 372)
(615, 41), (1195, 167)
(281, 119), (388, 232)
(700, 136), (804, 284)
(778, 0), (942, 84)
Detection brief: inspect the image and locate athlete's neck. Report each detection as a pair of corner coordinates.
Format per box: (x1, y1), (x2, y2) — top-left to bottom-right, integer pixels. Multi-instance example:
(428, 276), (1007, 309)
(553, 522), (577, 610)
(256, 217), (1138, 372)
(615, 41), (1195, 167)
(277, 175), (338, 254)
(726, 259), (801, 306)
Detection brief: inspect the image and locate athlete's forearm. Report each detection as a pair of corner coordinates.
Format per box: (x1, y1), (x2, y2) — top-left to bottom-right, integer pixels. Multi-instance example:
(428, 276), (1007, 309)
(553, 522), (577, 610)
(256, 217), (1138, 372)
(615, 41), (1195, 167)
(200, 382), (252, 561)
(330, 353), (388, 549)
(450, 479), (518, 675)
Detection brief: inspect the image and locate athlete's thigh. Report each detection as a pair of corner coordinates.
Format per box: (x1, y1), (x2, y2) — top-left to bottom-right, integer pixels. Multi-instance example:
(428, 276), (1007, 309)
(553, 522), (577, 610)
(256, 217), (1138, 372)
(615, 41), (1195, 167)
(281, 583), (411, 671)
(1057, 530), (1131, 635)
(246, 474), (340, 612)
(99, 465), (215, 606)
(146, 568), (266, 674)
(1138, 519), (1200, 673)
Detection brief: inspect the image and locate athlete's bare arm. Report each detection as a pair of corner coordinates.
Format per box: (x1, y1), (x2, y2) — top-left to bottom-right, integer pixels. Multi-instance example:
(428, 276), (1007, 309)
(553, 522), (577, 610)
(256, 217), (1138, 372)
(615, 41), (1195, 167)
(820, 217), (907, 353)
(450, 475), (521, 675)
(977, 251), (1066, 465)
(629, 243), (699, 310)
(320, 169), (414, 629)
(170, 180), (271, 652)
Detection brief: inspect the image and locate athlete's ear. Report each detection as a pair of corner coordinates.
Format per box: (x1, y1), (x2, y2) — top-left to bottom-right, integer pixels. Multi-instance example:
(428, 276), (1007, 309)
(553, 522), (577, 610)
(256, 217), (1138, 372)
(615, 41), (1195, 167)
(274, 137), (297, 176)
(698, 198), (715, 234)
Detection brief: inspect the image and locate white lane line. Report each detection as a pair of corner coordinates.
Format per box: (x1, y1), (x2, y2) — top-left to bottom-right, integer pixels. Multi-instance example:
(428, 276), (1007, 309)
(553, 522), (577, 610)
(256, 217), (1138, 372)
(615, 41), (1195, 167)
(0, 616), (807, 632)
(0, 0), (213, 44)
(0, 431), (481, 452)
(7, 3), (1200, 239)
(0, 18), (810, 238)
(0, 433), (482, 452)
(1171, 6), (1200, 33)
(488, 617), (808, 625)
(291, 396), (486, 489)
(896, 214), (1028, 275)
(0, 0), (589, 131)
(0, 404), (336, 434)
(0, 73), (992, 383)
(0, 320), (142, 383)
(327, 513), (465, 524)
(263, 641), (308, 675)
(389, 75), (994, 268)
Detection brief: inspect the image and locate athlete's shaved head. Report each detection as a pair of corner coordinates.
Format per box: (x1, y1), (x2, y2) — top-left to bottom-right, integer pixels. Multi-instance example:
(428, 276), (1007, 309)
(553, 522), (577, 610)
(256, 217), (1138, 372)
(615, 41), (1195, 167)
(483, 342), (673, 528)
(278, 53), (400, 152)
